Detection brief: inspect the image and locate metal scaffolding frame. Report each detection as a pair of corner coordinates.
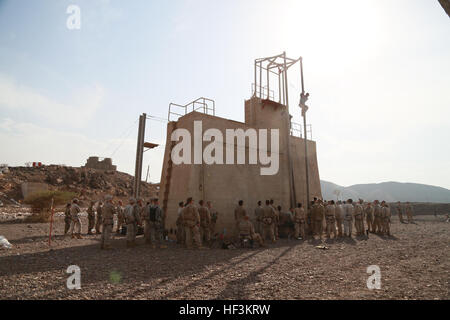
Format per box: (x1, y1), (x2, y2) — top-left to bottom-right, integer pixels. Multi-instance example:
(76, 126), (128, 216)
(168, 97), (215, 122)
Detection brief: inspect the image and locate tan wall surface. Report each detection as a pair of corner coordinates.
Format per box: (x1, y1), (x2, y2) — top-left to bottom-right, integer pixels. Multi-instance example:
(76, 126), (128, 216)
(160, 97), (321, 233)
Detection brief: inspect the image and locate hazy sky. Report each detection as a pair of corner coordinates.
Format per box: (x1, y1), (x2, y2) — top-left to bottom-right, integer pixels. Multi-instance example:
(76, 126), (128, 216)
(0, 0), (449, 189)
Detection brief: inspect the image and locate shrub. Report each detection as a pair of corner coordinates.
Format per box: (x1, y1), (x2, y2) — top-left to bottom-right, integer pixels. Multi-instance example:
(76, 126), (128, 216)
(24, 190), (77, 222)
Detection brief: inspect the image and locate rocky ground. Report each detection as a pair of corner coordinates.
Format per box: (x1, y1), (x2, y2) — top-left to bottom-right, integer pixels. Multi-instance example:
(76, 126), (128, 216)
(0, 213), (448, 300)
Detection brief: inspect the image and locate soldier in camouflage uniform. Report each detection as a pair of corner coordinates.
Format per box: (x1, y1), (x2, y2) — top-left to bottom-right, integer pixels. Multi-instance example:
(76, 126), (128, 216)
(207, 201), (218, 237)
(234, 200), (246, 237)
(182, 197), (203, 249)
(176, 202), (185, 245)
(365, 201), (374, 233)
(313, 199), (325, 239)
(100, 195), (116, 249)
(116, 200), (124, 234)
(405, 202), (414, 223)
(261, 200), (276, 243)
(354, 199), (365, 236)
(198, 200), (211, 244)
(373, 200), (383, 233)
(64, 203), (71, 235)
(87, 201), (95, 235)
(254, 201), (264, 234)
(325, 200), (337, 239)
(238, 214), (265, 247)
(334, 201), (344, 237)
(69, 198), (82, 239)
(343, 199), (354, 237)
(124, 198), (141, 248)
(293, 203), (306, 240)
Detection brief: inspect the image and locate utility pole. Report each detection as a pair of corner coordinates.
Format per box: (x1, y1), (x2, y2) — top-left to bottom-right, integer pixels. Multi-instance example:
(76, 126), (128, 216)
(299, 58), (310, 208)
(134, 113), (146, 199)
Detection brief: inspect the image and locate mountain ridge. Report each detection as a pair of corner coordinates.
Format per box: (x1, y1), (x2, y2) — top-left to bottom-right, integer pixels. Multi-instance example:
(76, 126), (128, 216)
(320, 180), (450, 203)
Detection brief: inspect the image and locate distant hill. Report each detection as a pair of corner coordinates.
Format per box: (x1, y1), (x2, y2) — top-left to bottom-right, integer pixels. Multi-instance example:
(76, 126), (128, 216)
(321, 180), (450, 203)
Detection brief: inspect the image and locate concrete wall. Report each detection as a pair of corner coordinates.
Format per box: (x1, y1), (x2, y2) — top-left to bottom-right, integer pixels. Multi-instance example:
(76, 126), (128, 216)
(160, 97), (321, 233)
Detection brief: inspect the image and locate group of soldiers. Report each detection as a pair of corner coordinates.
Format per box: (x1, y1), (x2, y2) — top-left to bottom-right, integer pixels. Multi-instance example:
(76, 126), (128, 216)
(63, 194), (415, 250)
(64, 196), (165, 249)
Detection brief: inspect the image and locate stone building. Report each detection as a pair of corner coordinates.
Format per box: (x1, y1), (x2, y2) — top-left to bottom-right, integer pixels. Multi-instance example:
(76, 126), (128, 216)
(84, 157), (117, 171)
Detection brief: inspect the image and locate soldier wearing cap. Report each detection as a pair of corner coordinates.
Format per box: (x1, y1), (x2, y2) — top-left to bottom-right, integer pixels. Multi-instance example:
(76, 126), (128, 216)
(87, 201), (95, 235)
(100, 195), (116, 249)
(365, 201), (375, 233)
(69, 198), (82, 239)
(238, 214), (265, 247)
(373, 200), (383, 233)
(124, 197), (141, 247)
(343, 199), (354, 237)
(182, 197), (203, 249)
(207, 201), (218, 237)
(293, 203), (306, 240)
(325, 200), (337, 239)
(198, 200), (211, 245)
(354, 199), (365, 236)
(261, 200), (276, 243)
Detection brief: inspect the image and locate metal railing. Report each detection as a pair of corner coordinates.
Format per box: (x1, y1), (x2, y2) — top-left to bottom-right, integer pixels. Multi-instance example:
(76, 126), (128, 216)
(290, 121), (313, 140)
(168, 97), (215, 122)
(251, 83), (275, 101)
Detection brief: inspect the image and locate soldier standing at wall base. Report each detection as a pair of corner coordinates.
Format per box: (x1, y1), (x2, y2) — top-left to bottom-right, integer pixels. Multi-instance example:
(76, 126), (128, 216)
(124, 198), (141, 248)
(293, 203), (306, 240)
(176, 202), (185, 245)
(64, 203), (71, 236)
(343, 199), (354, 237)
(373, 200), (382, 233)
(116, 200), (124, 234)
(207, 201), (218, 237)
(238, 214), (265, 247)
(254, 201), (264, 235)
(182, 197), (203, 249)
(198, 200), (211, 245)
(383, 201), (392, 236)
(87, 201), (95, 235)
(365, 201), (375, 233)
(69, 198), (82, 239)
(100, 195), (116, 250)
(95, 201), (103, 234)
(335, 201), (344, 237)
(325, 200), (337, 239)
(234, 200), (246, 237)
(354, 199), (365, 236)
(314, 199), (325, 239)
(262, 200), (276, 243)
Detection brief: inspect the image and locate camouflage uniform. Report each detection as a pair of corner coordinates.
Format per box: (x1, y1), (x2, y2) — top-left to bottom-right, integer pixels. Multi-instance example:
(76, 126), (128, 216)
(313, 203), (325, 238)
(353, 202), (364, 236)
(182, 203), (202, 249)
(198, 205), (211, 243)
(124, 201), (141, 247)
(69, 201), (82, 238)
(365, 203), (374, 233)
(116, 204), (124, 234)
(234, 205), (246, 234)
(405, 203), (414, 223)
(335, 203), (344, 237)
(383, 205), (391, 235)
(293, 206), (306, 239)
(343, 203), (354, 237)
(396, 203), (404, 223)
(209, 206), (218, 236)
(87, 203), (95, 235)
(254, 205), (264, 234)
(238, 218), (264, 247)
(261, 205), (275, 242)
(100, 200), (116, 249)
(373, 203), (383, 233)
(64, 205), (71, 235)
(325, 203), (337, 238)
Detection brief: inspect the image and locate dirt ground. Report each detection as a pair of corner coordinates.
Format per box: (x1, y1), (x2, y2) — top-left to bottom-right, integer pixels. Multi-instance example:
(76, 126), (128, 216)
(0, 213), (448, 300)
